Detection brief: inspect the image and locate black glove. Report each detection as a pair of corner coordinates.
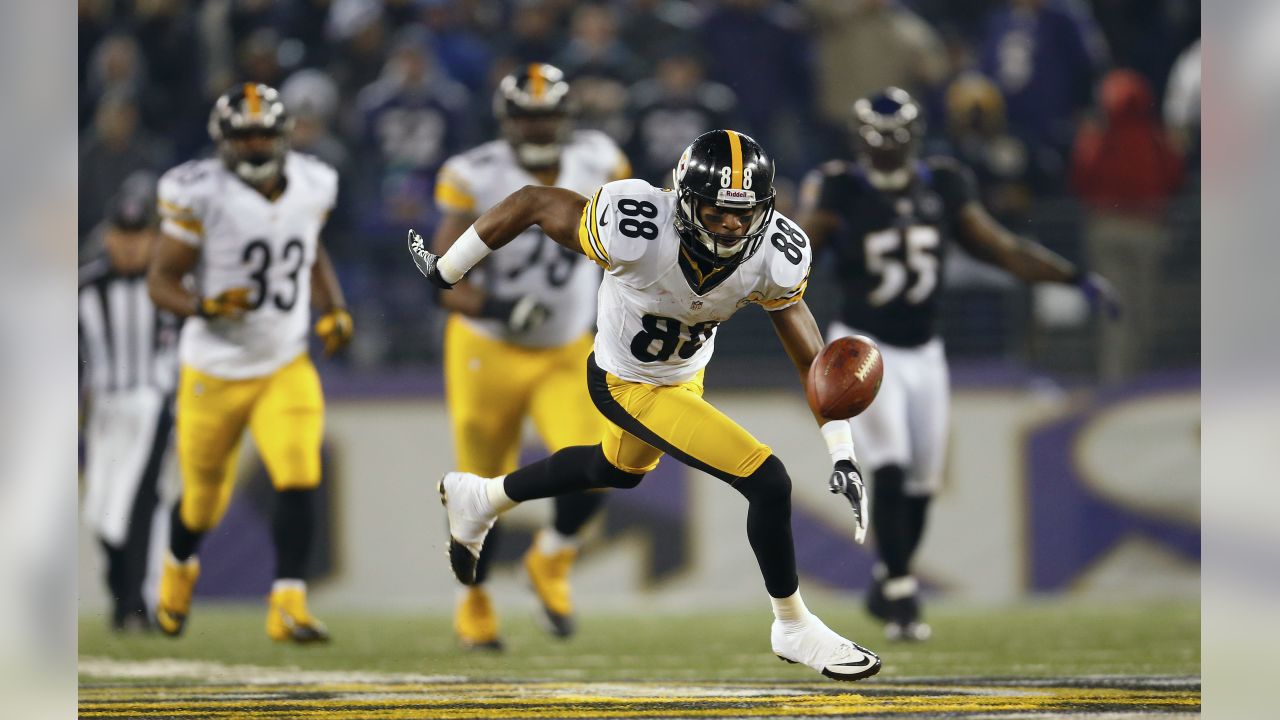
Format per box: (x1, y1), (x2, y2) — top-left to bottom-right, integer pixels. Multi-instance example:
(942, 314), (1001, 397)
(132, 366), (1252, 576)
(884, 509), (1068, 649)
(482, 294), (552, 333)
(829, 459), (869, 544)
(408, 229), (456, 290)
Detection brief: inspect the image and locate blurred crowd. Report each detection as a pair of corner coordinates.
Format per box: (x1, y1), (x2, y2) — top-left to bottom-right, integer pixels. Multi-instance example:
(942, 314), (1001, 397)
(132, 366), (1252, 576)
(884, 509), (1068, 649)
(78, 0), (1200, 377)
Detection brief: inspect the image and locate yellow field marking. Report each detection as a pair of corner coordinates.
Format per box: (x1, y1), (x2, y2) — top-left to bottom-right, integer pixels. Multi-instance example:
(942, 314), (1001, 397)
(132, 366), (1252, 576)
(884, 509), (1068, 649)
(79, 680), (1200, 719)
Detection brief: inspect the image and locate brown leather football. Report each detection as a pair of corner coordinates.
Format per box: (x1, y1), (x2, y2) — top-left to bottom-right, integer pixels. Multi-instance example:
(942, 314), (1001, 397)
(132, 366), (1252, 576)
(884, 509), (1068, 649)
(806, 335), (884, 419)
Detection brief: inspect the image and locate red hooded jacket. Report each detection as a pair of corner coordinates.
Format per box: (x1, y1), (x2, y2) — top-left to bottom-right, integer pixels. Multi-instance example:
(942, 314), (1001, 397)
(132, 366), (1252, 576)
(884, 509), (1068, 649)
(1070, 69), (1184, 216)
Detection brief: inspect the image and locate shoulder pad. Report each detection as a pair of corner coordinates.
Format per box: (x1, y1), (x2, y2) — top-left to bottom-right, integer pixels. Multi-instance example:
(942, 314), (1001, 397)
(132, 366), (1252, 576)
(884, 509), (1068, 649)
(157, 159), (220, 223)
(590, 180), (672, 267)
(764, 212), (813, 291)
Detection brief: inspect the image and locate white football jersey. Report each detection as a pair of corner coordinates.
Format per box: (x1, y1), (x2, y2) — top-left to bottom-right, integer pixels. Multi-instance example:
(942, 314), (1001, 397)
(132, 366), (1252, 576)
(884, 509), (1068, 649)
(157, 152), (338, 379)
(580, 179), (812, 384)
(435, 130), (628, 348)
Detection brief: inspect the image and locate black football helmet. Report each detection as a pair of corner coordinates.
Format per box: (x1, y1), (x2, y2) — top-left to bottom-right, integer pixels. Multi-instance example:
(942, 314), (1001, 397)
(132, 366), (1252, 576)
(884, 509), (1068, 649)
(852, 87), (924, 191)
(494, 63), (574, 169)
(672, 129), (776, 270)
(208, 82), (293, 185)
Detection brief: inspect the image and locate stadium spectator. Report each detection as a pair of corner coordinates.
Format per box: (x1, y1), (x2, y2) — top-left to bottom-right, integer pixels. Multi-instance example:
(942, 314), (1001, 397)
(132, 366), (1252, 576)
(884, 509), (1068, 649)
(237, 27), (290, 89)
(616, 0), (704, 68)
(1070, 69), (1183, 382)
(625, 50), (739, 186)
(494, 0), (568, 68)
(941, 71), (1044, 228)
(802, 0), (950, 133)
(81, 34), (165, 134)
(554, 3), (644, 141)
(130, 0), (206, 156)
(978, 0), (1108, 179)
(325, 0), (392, 100)
(80, 179), (180, 633)
(697, 0), (818, 177)
(79, 93), (171, 240)
(417, 0), (495, 94)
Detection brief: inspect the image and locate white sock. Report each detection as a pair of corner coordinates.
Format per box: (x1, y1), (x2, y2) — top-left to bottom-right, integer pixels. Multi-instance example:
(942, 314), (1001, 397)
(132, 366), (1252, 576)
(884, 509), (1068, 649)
(484, 475), (518, 514)
(883, 575), (918, 600)
(536, 528), (577, 555)
(770, 589), (813, 626)
(272, 578), (305, 593)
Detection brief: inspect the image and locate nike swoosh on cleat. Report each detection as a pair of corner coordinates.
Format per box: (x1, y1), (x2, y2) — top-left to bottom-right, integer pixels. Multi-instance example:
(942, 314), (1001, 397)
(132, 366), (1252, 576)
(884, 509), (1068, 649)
(831, 656), (874, 668)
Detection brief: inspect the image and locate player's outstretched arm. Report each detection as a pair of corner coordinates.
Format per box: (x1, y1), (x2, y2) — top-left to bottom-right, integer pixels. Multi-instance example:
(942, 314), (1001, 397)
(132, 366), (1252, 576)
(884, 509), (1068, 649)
(427, 209), (552, 333)
(956, 203), (1121, 317)
(147, 234), (253, 319)
(769, 299), (869, 543)
(409, 185), (589, 289)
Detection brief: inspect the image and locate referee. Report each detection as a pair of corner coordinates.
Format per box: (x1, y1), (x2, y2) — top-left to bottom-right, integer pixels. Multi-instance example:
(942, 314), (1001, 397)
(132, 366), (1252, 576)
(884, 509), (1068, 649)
(79, 184), (180, 631)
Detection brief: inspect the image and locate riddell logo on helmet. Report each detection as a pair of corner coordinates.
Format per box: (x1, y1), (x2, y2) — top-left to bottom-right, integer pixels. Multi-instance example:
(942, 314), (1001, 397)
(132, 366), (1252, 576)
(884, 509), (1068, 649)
(717, 188), (755, 204)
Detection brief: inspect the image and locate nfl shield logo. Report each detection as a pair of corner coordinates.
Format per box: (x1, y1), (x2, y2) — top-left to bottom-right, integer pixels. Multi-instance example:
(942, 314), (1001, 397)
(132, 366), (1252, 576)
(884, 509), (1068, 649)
(691, 300), (703, 310)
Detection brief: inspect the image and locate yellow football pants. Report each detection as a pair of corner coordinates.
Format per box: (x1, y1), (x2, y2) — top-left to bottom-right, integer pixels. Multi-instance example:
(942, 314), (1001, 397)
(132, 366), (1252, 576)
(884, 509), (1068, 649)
(586, 354), (772, 481)
(176, 353), (324, 532)
(445, 316), (603, 477)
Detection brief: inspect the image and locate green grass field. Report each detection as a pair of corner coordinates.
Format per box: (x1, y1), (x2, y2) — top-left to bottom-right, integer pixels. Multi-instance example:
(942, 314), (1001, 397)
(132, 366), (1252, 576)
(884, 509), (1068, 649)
(80, 598), (1199, 681)
(79, 598), (1199, 718)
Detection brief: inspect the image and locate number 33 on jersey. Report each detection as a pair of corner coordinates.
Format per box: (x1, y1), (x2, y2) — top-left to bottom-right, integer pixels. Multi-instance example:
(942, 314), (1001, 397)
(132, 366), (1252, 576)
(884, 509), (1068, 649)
(578, 178), (812, 385)
(157, 152), (338, 379)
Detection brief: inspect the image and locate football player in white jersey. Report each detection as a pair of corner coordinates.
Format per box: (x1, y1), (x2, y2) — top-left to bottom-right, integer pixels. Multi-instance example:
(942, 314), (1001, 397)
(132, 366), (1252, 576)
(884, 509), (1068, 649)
(147, 83), (354, 643)
(409, 130), (882, 681)
(431, 64), (631, 649)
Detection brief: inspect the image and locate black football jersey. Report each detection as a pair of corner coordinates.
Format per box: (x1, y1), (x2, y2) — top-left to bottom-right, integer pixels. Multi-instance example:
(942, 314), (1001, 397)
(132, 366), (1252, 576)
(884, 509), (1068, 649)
(808, 156), (978, 347)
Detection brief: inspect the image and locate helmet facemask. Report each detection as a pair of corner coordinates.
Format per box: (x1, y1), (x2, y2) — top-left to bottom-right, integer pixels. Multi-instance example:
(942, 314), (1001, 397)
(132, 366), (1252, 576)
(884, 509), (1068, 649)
(853, 89), (923, 191)
(208, 84), (293, 187)
(500, 110), (571, 169)
(495, 64), (574, 170)
(674, 191), (773, 269)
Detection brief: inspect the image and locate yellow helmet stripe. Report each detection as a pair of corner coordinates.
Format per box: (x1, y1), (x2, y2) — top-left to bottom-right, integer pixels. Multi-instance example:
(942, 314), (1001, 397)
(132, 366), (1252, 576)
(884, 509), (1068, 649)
(726, 130), (744, 189)
(529, 64), (546, 100)
(244, 83), (261, 116)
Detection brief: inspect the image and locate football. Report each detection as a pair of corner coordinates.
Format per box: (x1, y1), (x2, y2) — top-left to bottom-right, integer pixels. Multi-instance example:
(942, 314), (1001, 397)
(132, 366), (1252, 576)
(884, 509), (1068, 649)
(806, 335), (884, 419)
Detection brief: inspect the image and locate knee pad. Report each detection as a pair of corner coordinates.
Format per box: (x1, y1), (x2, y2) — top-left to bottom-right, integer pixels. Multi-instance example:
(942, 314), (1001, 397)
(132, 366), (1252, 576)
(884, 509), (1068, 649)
(588, 446), (644, 489)
(734, 455), (791, 504)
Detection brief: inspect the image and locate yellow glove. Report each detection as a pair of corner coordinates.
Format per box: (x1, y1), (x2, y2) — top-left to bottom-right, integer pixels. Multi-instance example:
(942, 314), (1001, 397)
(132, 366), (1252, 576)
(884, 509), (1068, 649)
(314, 307), (354, 357)
(198, 287), (254, 320)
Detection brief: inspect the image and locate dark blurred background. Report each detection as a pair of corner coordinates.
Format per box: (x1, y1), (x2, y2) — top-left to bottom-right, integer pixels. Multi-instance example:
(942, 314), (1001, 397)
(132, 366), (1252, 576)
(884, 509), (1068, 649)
(77, 0), (1200, 386)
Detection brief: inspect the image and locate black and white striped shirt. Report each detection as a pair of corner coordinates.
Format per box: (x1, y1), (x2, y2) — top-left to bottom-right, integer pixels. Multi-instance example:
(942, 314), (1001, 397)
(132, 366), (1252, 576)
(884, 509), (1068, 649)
(78, 258), (180, 395)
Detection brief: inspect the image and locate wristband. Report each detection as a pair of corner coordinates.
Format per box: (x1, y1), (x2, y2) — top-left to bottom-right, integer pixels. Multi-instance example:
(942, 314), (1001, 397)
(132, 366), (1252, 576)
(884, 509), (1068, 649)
(437, 225), (492, 284)
(821, 419), (856, 464)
